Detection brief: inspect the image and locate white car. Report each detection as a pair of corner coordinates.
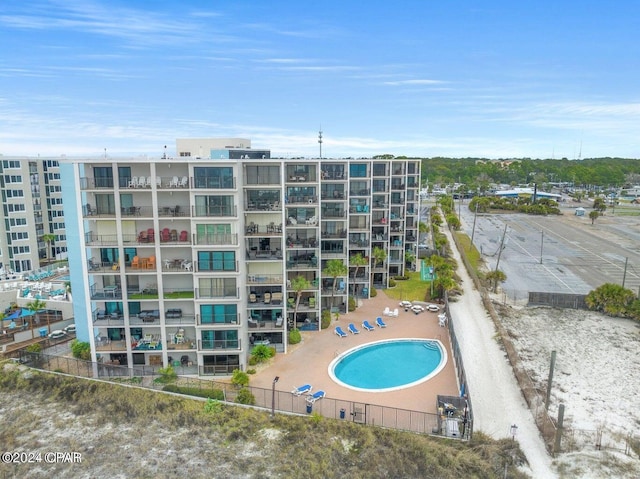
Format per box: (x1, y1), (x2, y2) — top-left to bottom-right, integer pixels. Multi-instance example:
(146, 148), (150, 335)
(48, 330), (67, 340)
(64, 324), (76, 334)
(426, 304), (440, 312)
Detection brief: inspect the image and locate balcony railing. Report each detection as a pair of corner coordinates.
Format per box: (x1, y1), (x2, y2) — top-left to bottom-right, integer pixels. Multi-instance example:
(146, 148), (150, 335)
(246, 274), (283, 284)
(193, 205), (237, 217)
(196, 287), (240, 299)
(200, 364), (239, 376)
(195, 233), (238, 246)
(195, 261), (239, 273)
(198, 339), (241, 351)
(198, 313), (239, 325)
(321, 209), (346, 218)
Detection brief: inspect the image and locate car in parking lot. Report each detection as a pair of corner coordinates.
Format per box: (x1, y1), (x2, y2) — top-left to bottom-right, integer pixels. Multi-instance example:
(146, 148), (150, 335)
(64, 324), (76, 334)
(48, 330), (67, 340)
(426, 304), (440, 312)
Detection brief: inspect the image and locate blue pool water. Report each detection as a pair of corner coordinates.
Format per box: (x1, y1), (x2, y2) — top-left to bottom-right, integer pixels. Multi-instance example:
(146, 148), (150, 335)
(58, 275), (70, 281)
(329, 338), (447, 392)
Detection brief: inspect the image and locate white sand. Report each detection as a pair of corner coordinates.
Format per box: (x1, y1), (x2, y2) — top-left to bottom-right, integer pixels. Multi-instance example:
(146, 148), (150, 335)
(443, 223), (640, 478)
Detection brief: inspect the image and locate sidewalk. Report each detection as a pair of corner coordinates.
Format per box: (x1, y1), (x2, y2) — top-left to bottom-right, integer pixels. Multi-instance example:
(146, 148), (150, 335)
(441, 224), (556, 478)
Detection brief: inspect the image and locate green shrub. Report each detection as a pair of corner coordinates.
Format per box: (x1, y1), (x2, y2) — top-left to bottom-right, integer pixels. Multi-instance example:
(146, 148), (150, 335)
(321, 309), (331, 329)
(388, 278), (397, 288)
(26, 343), (42, 353)
(155, 365), (177, 384)
(204, 398), (223, 414)
(70, 340), (91, 360)
(246, 369), (256, 375)
(235, 387), (255, 405)
(163, 384), (225, 400)
(288, 328), (301, 344)
(370, 286), (377, 297)
(250, 344), (275, 363)
(231, 369), (249, 388)
(248, 356), (258, 366)
(348, 296), (356, 312)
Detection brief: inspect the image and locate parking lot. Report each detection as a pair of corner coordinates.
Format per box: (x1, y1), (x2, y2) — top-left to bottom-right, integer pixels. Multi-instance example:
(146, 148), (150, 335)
(457, 199), (640, 301)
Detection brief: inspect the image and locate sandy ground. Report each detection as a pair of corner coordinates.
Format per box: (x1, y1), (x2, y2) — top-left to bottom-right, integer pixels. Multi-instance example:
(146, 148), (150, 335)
(448, 201), (640, 479)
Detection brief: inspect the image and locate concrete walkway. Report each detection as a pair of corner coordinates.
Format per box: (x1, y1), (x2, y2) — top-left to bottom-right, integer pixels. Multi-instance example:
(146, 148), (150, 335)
(442, 224), (556, 478)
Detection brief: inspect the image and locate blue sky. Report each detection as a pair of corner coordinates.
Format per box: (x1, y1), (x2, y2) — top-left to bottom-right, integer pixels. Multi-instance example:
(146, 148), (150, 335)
(0, 0), (639, 159)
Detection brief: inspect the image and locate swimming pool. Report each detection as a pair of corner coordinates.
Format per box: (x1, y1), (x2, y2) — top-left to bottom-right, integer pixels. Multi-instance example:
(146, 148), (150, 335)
(58, 275), (70, 281)
(329, 338), (447, 392)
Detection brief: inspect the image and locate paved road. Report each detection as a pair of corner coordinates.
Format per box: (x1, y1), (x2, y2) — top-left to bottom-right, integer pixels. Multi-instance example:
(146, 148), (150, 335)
(457, 199), (640, 300)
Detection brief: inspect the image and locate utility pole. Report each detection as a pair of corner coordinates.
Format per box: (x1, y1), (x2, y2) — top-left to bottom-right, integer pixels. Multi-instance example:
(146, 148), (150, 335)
(622, 257), (628, 288)
(495, 224), (508, 273)
(540, 230), (544, 264)
(470, 203), (479, 246)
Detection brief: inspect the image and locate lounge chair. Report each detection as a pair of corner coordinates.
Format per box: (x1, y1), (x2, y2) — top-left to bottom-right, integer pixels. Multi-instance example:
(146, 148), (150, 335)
(362, 320), (375, 331)
(348, 323), (360, 334)
(335, 326), (347, 338)
(391, 308), (399, 317)
(306, 390), (325, 404)
(291, 384), (312, 396)
(376, 317), (387, 328)
(383, 306), (391, 316)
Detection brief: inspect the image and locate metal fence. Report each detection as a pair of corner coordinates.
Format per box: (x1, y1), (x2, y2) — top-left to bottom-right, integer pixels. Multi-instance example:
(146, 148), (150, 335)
(528, 292), (587, 309)
(14, 350), (471, 439)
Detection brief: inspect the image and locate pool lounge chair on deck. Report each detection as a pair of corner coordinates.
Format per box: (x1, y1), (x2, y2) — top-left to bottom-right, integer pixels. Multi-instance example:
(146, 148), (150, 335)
(306, 390), (325, 404)
(348, 323), (360, 334)
(291, 384), (312, 396)
(375, 317), (387, 328)
(362, 320), (375, 331)
(383, 306), (391, 316)
(335, 326), (347, 338)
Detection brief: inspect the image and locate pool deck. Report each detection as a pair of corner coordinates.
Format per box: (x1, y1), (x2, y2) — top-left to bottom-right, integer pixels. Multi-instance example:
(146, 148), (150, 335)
(250, 290), (460, 414)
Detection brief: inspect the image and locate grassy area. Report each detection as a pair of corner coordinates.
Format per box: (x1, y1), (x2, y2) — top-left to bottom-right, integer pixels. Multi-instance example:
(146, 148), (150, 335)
(455, 232), (484, 278)
(383, 272), (430, 302)
(164, 291), (195, 299)
(0, 362), (530, 479)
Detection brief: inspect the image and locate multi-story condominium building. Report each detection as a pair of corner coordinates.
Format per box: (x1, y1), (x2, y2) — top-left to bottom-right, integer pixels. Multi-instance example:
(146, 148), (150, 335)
(0, 157), (67, 275)
(60, 140), (420, 377)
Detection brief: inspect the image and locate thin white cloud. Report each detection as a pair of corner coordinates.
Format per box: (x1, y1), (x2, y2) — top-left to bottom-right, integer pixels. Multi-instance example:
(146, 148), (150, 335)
(383, 79), (447, 86)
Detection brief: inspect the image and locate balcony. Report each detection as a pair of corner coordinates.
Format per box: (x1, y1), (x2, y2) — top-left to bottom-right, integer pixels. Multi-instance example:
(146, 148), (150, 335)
(193, 205), (237, 218)
(246, 274), (283, 285)
(198, 339), (241, 351)
(245, 222), (283, 235)
(90, 285), (122, 300)
(194, 233), (238, 246)
(198, 313), (239, 325)
(196, 287), (240, 299)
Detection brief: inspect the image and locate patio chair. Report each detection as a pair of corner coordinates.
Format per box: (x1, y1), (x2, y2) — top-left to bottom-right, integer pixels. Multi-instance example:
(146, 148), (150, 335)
(308, 296), (316, 308)
(249, 292), (257, 303)
(362, 320), (375, 331)
(392, 308), (399, 317)
(271, 292), (283, 304)
(147, 256), (156, 269)
(180, 230), (188, 242)
(169, 176), (179, 188)
(335, 326), (347, 338)
(291, 384), (312, 396)
(348, 323), (360, 334)
(275, 315), (283, 327)
(155, 176), (162, 188)
(170, 229), (178, 241)
(131, 256), (140, 269)
(179, 176), (188, 188)
(128, 176), (139, 188)
(180, 355), (189, 366)
(263, 292), (272, 304)
(161, 228), (170, 242)
(306, 390), (325, 404)
(147, 228), (155, 243)
(376, 317), (387, 328)
(383, 306), (391, 316)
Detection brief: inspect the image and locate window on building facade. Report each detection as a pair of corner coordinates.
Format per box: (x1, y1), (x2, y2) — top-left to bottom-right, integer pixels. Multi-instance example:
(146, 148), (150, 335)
(197, 251), (236, 271)
(200, 304), (237, 324)
(193, 167), (235, 189)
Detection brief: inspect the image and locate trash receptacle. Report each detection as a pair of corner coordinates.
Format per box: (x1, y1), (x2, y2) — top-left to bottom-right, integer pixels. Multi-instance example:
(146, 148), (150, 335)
(306, 404), (312, 414)
(340, 408), (346, 419)
(39, 328), (48, 338)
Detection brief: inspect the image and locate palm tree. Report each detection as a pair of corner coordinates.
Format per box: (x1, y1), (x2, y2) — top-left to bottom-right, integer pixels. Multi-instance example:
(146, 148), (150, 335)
(290, 275), (311, 327)
(41, 233), (56, 264)
(323, 259), (347, 310)
(25, 298), (47, 338)
(372, 246), (387, 268)
(349, 253), (368, 297)
(485, 270), (507, 293)
(404, 251), (415, 270)
(589, 210), (599, 225)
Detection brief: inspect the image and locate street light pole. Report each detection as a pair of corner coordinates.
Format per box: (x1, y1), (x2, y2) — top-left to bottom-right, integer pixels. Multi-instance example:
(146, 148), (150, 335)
(271, 376), (280, 419)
